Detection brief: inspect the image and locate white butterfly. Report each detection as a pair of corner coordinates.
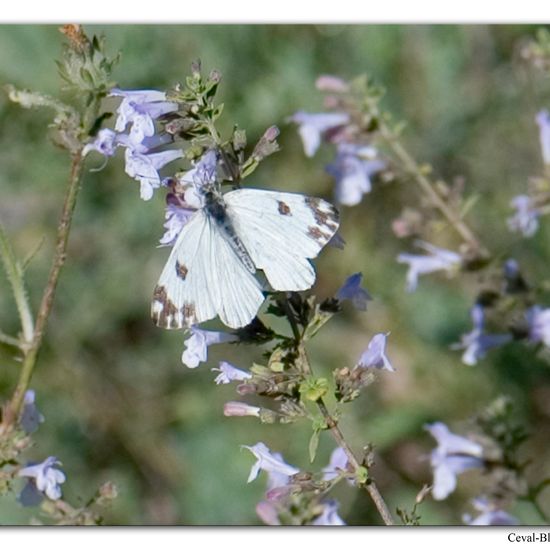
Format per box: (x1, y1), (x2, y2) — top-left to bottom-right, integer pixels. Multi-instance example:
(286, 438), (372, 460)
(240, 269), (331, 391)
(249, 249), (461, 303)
(151, 171), (340, 330)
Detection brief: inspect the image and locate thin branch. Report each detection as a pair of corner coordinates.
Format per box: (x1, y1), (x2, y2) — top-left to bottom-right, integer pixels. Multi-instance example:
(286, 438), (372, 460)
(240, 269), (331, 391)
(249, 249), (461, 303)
(1, 150), (85, 430)
(287, 301), (395, 526)
(0, 331), (21, 349)
(378, 121), (487, 257)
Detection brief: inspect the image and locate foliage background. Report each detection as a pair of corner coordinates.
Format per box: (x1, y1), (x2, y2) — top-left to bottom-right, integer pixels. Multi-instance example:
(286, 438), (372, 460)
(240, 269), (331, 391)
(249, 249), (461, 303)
(0, 24), (550, 525)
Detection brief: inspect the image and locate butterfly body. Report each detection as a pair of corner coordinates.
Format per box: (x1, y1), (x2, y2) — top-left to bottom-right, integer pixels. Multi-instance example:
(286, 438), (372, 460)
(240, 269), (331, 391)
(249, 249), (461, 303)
(152, 185), (339, 330)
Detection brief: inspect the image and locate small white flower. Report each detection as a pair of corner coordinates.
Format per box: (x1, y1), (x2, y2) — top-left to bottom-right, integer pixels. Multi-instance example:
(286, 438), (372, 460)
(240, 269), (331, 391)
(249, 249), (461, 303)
(212, 361), (252, 384)
(397, 241), (461, 293)
(181, 327), (238, 368)
(290, 111), (350, 157)
(425, 422), (484, 500)
(358, 333), (395, 372)
(243, 442), (299, 483)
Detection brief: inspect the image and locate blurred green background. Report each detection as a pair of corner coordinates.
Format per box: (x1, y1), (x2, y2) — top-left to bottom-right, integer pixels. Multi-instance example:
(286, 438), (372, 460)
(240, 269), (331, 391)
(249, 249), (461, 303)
(1, 24), (550, 525)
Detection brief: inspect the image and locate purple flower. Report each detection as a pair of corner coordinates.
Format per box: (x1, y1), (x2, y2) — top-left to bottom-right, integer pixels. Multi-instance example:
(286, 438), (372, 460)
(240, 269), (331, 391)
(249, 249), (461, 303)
(181, 327), (238, 368)
(290, 111), (350, 157)
(158, 199), (197, 247)
(463, 498), (520, 526)
(18, 480), (44, 507)
(243, 442), (299, 484)
(425, 422), (484, 500)
(180, 149), (218, 191)
(18, 457), (66, 500)
(212, 361), (252, 384)
(83, 128), (119, 158)
(110, 88), (178, 144)
(452, 305), (512, 366)
(223, 401), (261, 417)
(322, 447), (349, 482)
(20, 389), (44, 434)
(507, 195), (539, 238)
(326, 143), (385, 206)
(335, 272), (372, 311)
(527, 306), (550, 346)
(397, 241), (461, 293)
(311, 499), (346, 526)
(124, 148), (183, 201)
(358, 333), (395, 372)
(536, 109), (550, 165)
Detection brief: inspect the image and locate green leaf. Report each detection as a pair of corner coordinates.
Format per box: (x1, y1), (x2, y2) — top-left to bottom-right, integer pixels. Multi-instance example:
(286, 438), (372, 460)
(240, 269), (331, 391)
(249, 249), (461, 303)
(309, 429), (320, 463)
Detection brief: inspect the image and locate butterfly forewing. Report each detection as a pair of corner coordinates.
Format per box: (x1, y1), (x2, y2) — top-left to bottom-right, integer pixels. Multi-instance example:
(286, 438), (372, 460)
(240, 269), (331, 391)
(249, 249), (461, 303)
(224, 189), (340, 291)
(152, 210), (264, 329)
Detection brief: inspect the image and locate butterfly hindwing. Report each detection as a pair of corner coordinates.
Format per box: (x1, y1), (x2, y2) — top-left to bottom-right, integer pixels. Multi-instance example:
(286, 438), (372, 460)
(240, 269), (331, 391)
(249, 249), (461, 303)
(224, 189), (340, 291)
(152, 210), (264, 329)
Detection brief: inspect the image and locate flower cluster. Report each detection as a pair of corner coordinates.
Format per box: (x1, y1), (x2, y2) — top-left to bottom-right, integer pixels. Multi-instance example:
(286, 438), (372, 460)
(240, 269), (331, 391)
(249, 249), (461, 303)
(84, 89), (182, 200)
(244, 442), (346, 525)
(290, 76), (385, 207)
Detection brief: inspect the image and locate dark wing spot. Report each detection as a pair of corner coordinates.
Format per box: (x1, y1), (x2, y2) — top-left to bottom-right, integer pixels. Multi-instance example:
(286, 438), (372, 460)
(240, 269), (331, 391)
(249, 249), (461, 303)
(175, 261), (188, 280)
(277, 200), (292, 216)
(182, 302), (196, 323)
(304, 196), (340, 231)
(152, 285), (180, 328)
(307, 225), (331, 243)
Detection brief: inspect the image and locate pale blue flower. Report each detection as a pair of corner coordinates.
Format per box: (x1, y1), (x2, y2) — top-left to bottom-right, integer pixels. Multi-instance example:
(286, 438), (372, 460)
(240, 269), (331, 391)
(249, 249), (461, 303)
(290, 111), (350, 157)
(110, 88), (178, 144)
(18, 457), (66, 500)
(212, 361), (252, 384)
(83, 128), (119, 157)
(335, 272), (372, 311)
(397, 241), (461, 292)
(527, 305), (550, 346)
(180, 149), (218, 190)
(322, 447), (349, 482)
(124, 148), (183, 201)
(181, 327), (238, 368)
(507, 195), (539, 238)
(243, 442), (299, 483)
(20, 389), (44, 434)
(425, 422), (484, 501)
(452, 305), (512, 366)
(158, 195), (197, 247)
(327, 143), (385, 206)
(463, 498), (520, 526)
(536, 109), (550, 166)
(358, 333), (395, 372)
(223, 401), (261, 417)
(311, 499), (346, 526)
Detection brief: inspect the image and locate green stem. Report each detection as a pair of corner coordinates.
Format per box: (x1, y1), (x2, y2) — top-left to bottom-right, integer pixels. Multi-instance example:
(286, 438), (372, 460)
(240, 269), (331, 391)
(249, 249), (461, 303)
(1, 150), (85, 430)
(379, 121), (486, 256)
(0, 331), (21, 349)
(0, 223), (34, 344)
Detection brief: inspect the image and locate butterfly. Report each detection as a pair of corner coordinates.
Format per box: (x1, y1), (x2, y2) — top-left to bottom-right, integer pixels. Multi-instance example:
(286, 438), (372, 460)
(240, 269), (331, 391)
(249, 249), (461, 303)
(151, 178), (340, 330)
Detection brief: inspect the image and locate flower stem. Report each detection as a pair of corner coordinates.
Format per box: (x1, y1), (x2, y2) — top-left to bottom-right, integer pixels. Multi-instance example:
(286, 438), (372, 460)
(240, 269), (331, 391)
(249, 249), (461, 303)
(285, 299), (395, 525)
(379, 121), (487, 257)
(315, 398), (395, 526)
(1, 150), (84, 431)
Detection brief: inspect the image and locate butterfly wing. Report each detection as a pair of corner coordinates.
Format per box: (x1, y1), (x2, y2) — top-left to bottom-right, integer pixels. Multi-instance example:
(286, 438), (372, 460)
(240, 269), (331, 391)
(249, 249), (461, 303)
(152, 210), (264, 329)
(224, 189), (339, 291)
